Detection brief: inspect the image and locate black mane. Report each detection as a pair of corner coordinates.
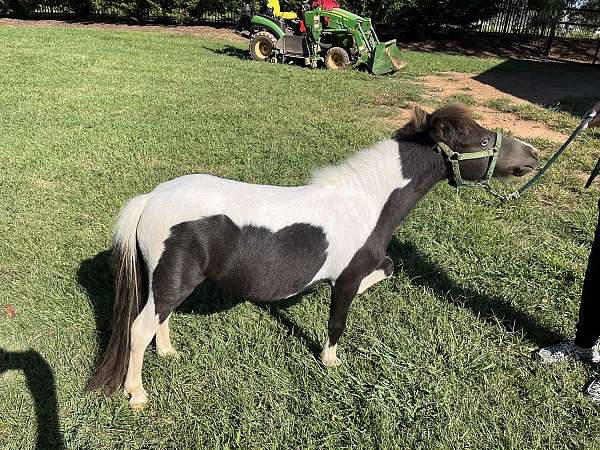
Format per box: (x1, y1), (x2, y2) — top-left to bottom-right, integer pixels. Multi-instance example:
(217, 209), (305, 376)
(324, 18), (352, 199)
(393, 104), (479, 145)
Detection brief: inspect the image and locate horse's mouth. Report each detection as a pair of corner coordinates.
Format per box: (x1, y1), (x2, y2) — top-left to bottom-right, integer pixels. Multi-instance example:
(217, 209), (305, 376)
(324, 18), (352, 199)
(513, 165), (536, 177)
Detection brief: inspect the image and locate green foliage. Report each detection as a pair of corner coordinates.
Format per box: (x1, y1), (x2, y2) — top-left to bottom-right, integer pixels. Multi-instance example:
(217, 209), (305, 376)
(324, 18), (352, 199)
(340, 0), (501, 34)
(0, 0), (39, 18)
(0, 0), (514, 29)
(0, 0), (240, 21)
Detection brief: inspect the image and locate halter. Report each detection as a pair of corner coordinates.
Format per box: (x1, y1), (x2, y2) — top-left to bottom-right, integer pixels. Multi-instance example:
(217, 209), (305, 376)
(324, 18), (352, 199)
(435, 131), (502, 189)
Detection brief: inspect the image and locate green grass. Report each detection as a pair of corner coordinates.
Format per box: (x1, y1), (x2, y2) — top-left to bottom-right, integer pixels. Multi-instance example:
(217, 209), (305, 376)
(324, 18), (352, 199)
(1, 24), (600, 449)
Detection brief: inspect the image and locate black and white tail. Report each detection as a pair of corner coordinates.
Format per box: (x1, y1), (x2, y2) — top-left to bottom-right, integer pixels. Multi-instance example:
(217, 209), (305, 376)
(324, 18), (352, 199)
(86, 194), (150, 393)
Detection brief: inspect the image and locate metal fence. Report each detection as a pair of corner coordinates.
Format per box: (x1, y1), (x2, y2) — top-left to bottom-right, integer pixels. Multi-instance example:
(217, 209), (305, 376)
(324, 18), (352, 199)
(477, 0), (555, 38)
(477, 2), (600, 65)
(27, 0), (245, 24)
(545, 7), (600, 64)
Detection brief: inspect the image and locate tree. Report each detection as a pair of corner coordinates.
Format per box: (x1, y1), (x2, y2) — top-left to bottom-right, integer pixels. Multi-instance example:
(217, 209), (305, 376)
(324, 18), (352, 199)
(341, 0), (502, 35)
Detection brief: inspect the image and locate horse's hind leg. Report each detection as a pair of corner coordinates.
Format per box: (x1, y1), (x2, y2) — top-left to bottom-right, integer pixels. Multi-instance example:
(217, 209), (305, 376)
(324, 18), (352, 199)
(156, 315), (177, 357)
(124, 270), (203, 410)
(124, 293), (160, 410)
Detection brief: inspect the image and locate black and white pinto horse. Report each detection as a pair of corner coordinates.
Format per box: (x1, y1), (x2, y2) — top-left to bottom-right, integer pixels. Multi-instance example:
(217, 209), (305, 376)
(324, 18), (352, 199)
(87, 104), (540, 409)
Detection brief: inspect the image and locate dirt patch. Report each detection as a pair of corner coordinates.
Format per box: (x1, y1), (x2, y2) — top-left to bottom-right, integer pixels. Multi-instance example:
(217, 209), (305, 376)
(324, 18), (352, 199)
(472, 107), (567, 142)
(472, 69), (600, 107)
(395, 36), (547, 61)
(396, 35), (600, 64)
(420, 72), (529, 106)
(387, 72), (570, 142)
(0, 18), (246, 43)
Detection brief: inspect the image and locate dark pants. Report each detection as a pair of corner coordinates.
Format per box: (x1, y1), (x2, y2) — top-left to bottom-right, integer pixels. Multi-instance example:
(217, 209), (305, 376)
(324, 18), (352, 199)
(574, 200), (600, 348)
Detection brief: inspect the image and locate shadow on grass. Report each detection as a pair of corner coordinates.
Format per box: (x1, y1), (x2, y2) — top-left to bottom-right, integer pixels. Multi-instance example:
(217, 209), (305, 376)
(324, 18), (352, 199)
(78, 250), (321, 373)
(0, 349), (65, 450)
(388, 238), (562, 347)
(203, 45), (249, 60)
(472, 59), (600, 112)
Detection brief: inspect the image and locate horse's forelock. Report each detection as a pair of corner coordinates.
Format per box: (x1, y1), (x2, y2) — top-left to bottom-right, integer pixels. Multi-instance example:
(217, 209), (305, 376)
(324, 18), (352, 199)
(430, 104), (477, 133)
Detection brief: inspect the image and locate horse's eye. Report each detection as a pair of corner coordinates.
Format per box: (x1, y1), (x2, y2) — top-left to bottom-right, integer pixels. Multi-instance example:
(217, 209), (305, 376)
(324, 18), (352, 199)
(480, 138), (489, 147)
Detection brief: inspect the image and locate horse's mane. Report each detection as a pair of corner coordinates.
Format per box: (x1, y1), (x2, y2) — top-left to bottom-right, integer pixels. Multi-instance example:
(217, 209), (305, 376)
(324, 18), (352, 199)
(393, 104), (476, 140)
(308, 104), (478, 187)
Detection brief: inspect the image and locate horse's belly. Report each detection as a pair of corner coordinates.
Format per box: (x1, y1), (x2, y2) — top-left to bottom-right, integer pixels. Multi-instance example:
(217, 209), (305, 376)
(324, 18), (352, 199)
(215, 218), (329, 301)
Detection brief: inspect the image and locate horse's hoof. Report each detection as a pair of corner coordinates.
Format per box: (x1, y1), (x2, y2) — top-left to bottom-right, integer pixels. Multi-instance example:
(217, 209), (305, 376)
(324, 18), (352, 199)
(157, 347), (179, 358)
(321, 356), (342, 367)
(129, 392), (148, 410)
(130, 401), (147, 411)
(124, 386), (148, 410)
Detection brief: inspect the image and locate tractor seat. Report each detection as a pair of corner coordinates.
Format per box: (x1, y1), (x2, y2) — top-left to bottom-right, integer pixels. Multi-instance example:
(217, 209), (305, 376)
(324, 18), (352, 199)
(266, 0), (298, 20)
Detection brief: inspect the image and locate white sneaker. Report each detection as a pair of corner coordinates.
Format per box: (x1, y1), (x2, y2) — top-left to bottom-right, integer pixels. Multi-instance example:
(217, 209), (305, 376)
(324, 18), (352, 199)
(587, 379), (600, 403)
(535, 340), (600, 364)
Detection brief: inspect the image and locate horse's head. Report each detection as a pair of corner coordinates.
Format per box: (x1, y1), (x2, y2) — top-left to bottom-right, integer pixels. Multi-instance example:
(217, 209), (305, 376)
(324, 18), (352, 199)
(401, 105), (540, 183)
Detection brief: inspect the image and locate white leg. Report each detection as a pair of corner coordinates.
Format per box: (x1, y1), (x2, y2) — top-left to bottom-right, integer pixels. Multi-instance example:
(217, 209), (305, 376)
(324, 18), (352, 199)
(357, 269), (388, 294)
(124, 296), (159, 410)
(156, 315), (178, 357)
(321, 337), (341, 367)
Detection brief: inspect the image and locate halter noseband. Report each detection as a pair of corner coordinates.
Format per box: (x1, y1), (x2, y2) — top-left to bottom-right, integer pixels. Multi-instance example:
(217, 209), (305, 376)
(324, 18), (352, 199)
(435, 131), (502, 188)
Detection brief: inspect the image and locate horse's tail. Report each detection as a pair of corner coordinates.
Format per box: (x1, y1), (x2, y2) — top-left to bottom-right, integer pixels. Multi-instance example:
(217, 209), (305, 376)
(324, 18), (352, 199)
(86, 193), (151, 393)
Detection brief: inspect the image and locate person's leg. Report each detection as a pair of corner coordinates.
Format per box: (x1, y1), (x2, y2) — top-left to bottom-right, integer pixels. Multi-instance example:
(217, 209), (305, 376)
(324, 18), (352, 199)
(574, 200), (600, 348)
(537, 200), (600, 363)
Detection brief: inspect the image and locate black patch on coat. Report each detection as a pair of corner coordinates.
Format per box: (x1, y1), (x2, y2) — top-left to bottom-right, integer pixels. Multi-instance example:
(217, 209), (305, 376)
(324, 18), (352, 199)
(152, 215), (328, 322)
(325, 140), (448, 347)
(339, 140), (447, 285)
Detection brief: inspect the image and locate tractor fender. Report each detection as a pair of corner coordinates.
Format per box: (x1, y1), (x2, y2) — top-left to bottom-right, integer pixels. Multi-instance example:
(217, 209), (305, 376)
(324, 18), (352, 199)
(250, 16), (286, 39)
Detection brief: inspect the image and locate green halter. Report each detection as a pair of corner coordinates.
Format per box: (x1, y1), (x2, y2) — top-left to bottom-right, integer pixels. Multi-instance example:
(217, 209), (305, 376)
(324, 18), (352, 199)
(435, 132), (502, 188)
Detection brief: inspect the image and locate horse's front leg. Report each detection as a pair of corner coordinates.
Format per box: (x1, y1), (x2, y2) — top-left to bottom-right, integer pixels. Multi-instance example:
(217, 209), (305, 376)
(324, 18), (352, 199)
(321, 277), (361, 367)
(357, 256), (394, 294)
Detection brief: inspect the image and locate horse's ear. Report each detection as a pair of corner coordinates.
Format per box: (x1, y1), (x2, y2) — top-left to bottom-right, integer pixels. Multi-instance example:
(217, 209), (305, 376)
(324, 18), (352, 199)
(412, 106), (429, 130)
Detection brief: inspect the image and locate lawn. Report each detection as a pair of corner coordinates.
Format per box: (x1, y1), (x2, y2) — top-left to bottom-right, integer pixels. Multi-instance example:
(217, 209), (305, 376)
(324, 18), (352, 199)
(1, 24), (600, 449)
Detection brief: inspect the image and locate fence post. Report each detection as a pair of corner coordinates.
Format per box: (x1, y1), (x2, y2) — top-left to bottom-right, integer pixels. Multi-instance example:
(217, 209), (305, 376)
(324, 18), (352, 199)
(544, 9), (561, 58)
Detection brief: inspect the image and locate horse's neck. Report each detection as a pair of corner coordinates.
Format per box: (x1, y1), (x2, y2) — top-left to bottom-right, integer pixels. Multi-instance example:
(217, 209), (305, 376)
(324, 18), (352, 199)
(365, 141), (447, 247)
(310, 138), (446, 243)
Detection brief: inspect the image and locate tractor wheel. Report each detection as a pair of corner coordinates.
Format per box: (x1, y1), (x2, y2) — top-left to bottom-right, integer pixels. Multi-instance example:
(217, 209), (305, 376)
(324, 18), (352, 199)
(250, 31), (278, 62)
(324, 47), (350, 70)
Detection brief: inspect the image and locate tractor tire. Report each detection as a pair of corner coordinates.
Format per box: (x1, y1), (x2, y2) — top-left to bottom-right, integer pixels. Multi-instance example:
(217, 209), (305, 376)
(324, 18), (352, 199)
(324, 47), (350, 70)
(250, 31), (278, 62)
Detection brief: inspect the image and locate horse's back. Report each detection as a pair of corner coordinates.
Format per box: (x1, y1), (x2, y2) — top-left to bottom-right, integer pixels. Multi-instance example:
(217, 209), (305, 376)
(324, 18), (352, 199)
(136, 173), (323, 267)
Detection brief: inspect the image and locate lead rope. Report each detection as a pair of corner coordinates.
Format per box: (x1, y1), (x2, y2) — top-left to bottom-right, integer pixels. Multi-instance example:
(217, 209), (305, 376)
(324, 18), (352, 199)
(480, 107), (598, 203)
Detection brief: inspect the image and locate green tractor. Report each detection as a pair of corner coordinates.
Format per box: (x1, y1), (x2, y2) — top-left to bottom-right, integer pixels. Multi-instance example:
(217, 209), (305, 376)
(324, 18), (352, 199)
(235, 0), (405, 75)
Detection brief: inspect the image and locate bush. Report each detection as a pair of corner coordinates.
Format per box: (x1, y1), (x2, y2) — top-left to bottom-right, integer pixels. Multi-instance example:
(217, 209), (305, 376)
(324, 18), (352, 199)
(340, 0), (501, 35)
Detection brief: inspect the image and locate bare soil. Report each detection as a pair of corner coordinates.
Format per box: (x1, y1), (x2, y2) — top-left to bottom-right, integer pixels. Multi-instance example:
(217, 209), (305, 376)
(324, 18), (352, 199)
(389, 102), (567, 142)
(385, 71), (594, 142)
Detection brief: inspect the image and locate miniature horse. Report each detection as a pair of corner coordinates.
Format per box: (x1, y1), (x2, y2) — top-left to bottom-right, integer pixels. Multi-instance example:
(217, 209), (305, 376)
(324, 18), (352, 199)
(87, 104), (540, 409)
